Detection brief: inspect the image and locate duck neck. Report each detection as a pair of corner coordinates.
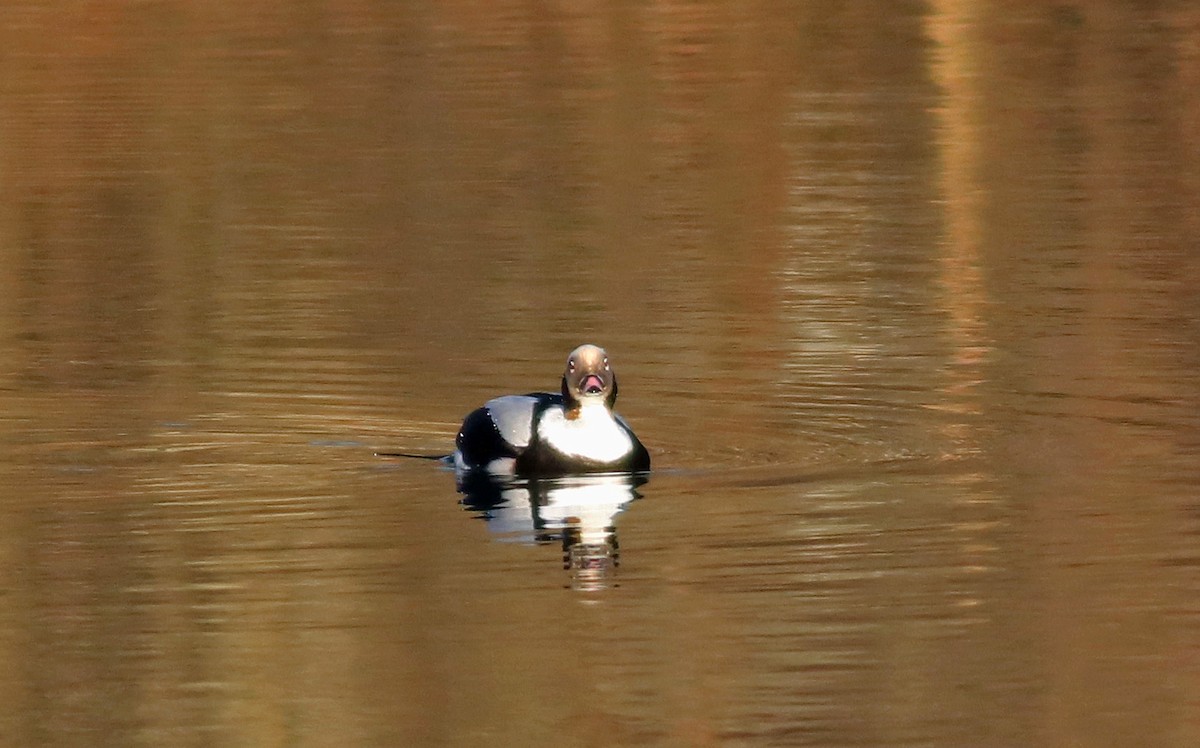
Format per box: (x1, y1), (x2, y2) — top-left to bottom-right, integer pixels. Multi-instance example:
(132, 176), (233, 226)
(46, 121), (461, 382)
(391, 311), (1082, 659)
(566, 397), (610, 422)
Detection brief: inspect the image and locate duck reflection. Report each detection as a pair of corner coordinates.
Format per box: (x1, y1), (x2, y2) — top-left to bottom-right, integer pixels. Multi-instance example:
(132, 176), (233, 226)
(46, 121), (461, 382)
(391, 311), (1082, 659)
(456, 471), (647, 590)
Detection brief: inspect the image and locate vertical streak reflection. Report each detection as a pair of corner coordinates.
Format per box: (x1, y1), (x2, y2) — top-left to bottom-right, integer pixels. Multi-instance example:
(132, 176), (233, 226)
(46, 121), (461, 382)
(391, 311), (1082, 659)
(926, 3), (990, 420)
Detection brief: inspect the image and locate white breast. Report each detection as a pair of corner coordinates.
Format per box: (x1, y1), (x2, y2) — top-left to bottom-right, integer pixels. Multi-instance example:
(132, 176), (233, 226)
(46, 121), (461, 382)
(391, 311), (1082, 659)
(537, 402), (633, 463)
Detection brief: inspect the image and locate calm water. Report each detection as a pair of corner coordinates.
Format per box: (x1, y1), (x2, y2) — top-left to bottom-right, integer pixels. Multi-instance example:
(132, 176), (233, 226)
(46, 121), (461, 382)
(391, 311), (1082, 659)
(1, 3), (1198, 746)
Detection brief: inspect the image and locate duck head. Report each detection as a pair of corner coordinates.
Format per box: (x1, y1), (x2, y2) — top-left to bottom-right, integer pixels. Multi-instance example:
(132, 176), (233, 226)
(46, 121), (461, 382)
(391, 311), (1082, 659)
(561, 344), (618, 410)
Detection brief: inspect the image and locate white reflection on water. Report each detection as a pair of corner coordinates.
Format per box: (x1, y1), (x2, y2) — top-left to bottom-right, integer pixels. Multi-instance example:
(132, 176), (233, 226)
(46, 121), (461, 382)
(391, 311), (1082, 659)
(456, 470), (646, 591)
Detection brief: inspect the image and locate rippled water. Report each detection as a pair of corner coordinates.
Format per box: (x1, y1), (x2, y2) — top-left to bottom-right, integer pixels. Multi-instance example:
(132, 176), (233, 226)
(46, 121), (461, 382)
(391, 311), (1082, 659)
(1, 3), (1198, 746)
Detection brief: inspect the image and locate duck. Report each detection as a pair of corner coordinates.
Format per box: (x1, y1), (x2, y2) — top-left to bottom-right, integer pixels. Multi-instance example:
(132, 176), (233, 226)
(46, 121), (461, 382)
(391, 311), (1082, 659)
(453, 344), (650, 476)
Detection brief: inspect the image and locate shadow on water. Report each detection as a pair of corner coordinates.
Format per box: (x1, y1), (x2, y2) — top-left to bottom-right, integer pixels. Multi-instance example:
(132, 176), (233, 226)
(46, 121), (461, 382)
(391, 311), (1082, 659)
(454, 469), (647, 592)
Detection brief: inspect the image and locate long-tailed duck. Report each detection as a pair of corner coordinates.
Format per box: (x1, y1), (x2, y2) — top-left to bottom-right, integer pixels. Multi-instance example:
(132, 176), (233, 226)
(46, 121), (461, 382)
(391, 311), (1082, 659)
(453, 344), (650, 476)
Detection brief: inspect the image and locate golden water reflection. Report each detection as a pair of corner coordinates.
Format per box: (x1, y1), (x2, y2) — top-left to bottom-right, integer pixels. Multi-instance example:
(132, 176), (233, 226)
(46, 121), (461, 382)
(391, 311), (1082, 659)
(0, 2), (1197, 746)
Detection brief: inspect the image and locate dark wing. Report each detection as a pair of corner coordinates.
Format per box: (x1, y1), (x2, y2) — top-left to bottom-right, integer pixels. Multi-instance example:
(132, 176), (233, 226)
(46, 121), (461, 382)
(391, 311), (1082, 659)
(456, 393), (562, 468)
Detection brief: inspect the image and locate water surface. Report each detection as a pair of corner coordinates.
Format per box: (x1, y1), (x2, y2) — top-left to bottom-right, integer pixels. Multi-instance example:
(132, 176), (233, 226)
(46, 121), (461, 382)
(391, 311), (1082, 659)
(1, 3), (1197, 746)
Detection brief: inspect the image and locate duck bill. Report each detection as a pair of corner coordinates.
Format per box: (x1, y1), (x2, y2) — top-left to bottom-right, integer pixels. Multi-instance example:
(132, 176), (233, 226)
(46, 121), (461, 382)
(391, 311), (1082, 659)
(580, 374), (605, 394)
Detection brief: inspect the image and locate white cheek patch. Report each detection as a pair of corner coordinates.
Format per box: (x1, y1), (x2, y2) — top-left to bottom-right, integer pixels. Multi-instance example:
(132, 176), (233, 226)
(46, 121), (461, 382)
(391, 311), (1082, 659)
(538, 403), (632, 463)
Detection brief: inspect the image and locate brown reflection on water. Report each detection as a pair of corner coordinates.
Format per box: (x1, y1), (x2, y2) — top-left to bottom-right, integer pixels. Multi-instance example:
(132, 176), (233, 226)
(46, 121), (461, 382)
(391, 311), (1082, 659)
(1, 2), (1198, 746)
(928, 5), (1200, 747)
